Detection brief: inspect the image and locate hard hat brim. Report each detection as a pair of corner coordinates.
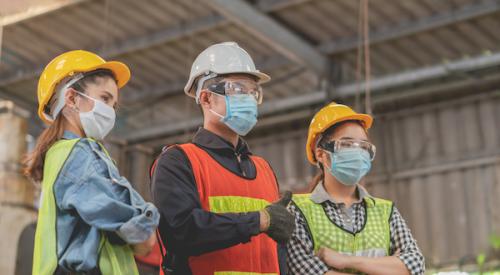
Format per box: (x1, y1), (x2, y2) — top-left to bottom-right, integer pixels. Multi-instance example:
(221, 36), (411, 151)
(184, 70), (271, 98)
(88, 61), (131, 89)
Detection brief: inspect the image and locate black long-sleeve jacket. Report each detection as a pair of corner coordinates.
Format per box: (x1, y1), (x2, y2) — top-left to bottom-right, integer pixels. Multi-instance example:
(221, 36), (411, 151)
(151, 128), (286, 274)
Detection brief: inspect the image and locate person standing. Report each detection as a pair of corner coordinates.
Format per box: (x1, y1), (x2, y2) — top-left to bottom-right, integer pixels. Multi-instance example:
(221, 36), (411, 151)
(25, 50), (159, 274)
(151, 42), (295, 275)
(287, 102), (425, 275)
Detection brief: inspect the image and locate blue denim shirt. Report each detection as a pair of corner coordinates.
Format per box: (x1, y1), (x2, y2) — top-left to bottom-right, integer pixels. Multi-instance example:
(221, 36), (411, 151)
(52, 131), (159, 272)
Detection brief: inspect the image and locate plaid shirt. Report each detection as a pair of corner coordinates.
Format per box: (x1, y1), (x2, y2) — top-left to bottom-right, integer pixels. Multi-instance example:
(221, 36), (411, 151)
(287, 183), (425, 275)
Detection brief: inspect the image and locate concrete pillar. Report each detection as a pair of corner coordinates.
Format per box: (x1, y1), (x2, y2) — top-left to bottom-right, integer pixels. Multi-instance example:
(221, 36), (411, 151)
(0, 101), (37, 275)
(125, 145), (154, 202)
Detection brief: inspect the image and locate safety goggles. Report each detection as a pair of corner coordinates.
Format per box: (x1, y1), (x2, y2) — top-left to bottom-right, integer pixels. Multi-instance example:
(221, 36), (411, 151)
(207, 79), (263, 104)
(320, 139), (376, 161)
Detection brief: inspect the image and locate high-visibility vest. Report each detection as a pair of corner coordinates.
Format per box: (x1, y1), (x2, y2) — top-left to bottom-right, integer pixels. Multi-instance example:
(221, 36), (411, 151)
(32, 138), (139, 275)
(292, 193), (393, 273)
(175, 143), (280, 275)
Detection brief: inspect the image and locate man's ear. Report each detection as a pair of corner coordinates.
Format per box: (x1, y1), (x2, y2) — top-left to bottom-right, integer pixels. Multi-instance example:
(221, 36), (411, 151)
(198, 89), (212, 107)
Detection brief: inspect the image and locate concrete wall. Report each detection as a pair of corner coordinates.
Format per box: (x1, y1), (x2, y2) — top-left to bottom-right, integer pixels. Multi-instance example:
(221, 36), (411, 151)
(114, 89), (500, 270)
(247, 91), (500, 269)
(0, 101), (37, 275)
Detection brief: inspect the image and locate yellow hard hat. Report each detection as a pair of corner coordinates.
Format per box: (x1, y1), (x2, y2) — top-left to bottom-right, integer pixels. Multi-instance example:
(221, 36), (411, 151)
(37, 50), (130, 124)
(306, 102), (373, 164)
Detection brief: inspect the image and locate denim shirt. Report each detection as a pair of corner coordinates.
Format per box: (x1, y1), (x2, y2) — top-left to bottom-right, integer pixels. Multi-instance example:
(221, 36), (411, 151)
(52, 131), (159, 272)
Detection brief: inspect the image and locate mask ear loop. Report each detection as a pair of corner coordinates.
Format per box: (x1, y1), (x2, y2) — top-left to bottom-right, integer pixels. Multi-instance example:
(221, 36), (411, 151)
(75, 91), (97, 107)
(45, 73), (85, 122)
(323, 150), (335, 175)
(315, 133), (337, 180)
(208, 92), (228, 120)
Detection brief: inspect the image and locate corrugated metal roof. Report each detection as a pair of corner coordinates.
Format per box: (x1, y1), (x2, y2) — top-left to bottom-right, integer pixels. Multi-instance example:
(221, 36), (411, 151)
(1, 0), (500, 140)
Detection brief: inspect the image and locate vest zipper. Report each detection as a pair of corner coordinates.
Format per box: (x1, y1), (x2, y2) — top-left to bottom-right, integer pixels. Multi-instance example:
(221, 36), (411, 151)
(235, 152), (246, 177)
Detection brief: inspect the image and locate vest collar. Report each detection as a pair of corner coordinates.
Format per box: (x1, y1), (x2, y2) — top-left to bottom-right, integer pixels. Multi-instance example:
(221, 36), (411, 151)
(192, 127), (251, 155)
(310, 181), (374, 207)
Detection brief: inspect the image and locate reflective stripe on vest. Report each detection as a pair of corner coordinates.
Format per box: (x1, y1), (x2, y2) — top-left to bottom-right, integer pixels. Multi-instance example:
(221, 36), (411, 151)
(32, 138), (139, 275)
(178, 143), (280, 275)
(292, 193), (392, 257)
(209, 196), (270, 213)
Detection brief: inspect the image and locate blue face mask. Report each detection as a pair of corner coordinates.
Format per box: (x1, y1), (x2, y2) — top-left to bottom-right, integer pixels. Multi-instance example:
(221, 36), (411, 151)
(326, 148), (372, 186)
(210, 94), (258, 136)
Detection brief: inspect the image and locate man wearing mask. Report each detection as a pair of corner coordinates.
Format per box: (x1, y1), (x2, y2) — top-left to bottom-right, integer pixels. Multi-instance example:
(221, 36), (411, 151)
(151, 42), (295, 275)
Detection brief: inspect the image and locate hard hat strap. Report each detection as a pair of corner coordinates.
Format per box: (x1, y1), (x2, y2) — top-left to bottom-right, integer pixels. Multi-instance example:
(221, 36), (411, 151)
(45, 73), (85, 121)
(195, 72), (218, 104)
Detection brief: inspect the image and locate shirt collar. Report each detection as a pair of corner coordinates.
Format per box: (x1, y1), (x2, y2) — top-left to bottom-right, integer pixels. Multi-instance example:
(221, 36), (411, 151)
(310, 181), (372, 205)
(192, 127), (251, 155)
(62, 130), (81, 140)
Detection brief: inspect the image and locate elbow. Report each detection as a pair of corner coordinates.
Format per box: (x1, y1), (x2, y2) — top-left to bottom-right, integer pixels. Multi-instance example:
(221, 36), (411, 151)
(398, 254), (425, 275)
(133, 232), (157, 257)
(118, 222), (156, 244)
(133, 245), (152, 257)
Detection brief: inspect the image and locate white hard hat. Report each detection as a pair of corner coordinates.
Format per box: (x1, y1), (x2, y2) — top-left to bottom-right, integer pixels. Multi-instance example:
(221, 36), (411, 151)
(184, 42), (271, 100)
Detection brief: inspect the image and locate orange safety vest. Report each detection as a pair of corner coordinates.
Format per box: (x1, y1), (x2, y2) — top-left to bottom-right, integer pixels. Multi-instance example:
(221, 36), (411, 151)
(175, 143), (280, 275)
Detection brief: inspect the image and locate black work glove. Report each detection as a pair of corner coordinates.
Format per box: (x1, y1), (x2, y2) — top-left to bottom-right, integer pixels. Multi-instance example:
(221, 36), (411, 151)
(106, 231), (127, 245)
(263, 191), (296, 243)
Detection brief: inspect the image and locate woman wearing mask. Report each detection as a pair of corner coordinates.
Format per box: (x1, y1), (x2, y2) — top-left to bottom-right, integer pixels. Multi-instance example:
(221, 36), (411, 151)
(287, 102), (425, 275)
(24, 50), (159, 275)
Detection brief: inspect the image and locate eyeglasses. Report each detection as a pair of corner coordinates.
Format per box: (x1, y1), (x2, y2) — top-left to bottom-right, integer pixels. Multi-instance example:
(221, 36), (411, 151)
(207, 79), (263, 104)
(320, 139), (376, 160)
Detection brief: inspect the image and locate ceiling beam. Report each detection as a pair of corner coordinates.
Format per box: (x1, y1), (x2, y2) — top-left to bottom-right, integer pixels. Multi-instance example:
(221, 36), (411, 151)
(119, 55), (298, 122)
(0, 0), (85, 26)
(319, 0), (500, 55)
(0, 87), (36, 112)
(123, 54), (294, 104)
(0, 14), (227, 86)
(205, 0), (328, 76)
(336, 51), (500, 97)
(142, 108), (315, 148)
(3, 0), (498, 86)
(0, 0), (307, 87)
(123, 51), (500, 143)
(122, 90), (328, 143)
(119, 81), (186, 116)
(256, 0), (311, 12)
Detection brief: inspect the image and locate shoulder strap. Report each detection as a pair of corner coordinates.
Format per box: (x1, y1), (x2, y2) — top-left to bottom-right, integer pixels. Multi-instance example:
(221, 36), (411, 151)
(149, 144), (183, 274)
(155, 229), (174, 274)
(149, 145), (178, 180)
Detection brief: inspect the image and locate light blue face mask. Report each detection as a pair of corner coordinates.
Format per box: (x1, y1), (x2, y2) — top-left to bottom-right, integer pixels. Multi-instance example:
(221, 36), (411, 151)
(326, 148), (372, 186)
(210, 93), (258, 136)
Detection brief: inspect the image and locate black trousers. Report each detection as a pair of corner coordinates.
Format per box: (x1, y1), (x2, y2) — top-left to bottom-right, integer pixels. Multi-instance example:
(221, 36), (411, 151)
(54, 266), (101, 275)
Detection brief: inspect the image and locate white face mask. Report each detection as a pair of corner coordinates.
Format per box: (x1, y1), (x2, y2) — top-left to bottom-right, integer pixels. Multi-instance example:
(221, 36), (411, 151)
(76, 92), (116, 140)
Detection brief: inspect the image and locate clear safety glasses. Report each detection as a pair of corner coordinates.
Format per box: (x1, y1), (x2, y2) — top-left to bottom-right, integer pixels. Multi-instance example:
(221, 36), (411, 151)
(207, 79), (263, 104)
(320, 139), (376, 161)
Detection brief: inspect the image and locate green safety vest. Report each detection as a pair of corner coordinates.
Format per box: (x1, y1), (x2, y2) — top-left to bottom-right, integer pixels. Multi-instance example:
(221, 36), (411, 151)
(32, 138), (139, 275)
(292, 193), (393, 272)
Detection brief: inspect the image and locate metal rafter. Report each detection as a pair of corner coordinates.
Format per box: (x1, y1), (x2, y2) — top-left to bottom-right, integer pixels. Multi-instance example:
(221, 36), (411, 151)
(0, 0), (85, 26)
(122, 51), (500, 143)
(204, 0), (328, 76)
(0, 14), (227, 86)
(319, 0), (500, 55)
(0, 0), (307, 87)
